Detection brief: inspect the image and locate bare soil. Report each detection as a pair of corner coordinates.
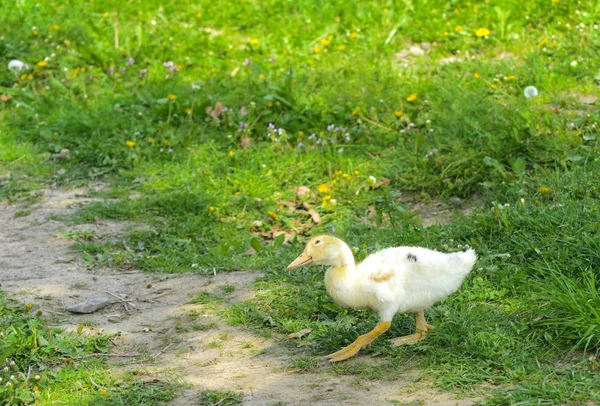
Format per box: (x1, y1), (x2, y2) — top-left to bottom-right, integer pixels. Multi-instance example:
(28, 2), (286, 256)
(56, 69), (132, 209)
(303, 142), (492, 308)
(0, 186), (476, 405)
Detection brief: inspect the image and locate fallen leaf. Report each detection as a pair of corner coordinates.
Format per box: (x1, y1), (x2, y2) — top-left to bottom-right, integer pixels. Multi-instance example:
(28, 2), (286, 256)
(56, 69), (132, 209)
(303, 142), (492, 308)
(295, 186), (311, 197)
(306, 208), (321, 223)
(0, 94), (11, 102)
(230, 66), (241, 77)
(281, 200), (297, 208)
(240, 135), (251, 149)
(243, 247), (257, 255)
(206, 101), (224, 120)
(367, 205), (376, 219)
(374, 177), (390, 188)
(286, 328), (312, 339)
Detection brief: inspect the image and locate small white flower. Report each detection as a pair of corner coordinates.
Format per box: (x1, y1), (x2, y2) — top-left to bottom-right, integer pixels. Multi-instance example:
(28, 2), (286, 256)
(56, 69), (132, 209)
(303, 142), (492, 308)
(524, 86), (538, 98)
(8, 59), (27, 73)
(513, 34), (519, 39)
(369, 176), (377, 184)
(570, 60), (578, 67)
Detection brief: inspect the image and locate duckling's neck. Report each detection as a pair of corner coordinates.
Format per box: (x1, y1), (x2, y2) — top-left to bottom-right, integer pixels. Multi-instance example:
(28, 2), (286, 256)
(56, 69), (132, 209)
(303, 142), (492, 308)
(324, 245), (364, 309)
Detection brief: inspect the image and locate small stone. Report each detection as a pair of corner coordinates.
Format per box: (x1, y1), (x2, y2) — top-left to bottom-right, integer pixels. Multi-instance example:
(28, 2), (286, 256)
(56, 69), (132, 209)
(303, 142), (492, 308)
(448, 196), (463, 207)
(66, 297), (111, 314)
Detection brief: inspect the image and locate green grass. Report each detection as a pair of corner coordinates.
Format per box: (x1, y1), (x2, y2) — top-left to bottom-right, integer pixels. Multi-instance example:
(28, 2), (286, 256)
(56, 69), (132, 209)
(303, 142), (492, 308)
(2, 0), (600, 403)
(0, 293), (178, 405)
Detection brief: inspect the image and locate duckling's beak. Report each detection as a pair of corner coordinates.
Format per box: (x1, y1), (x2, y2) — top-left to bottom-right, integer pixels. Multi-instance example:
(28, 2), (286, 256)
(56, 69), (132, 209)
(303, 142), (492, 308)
(287, 251), (313, 270)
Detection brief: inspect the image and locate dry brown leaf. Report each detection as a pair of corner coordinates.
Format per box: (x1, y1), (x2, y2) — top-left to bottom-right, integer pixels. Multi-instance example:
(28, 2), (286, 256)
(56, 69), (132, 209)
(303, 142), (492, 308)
(286, 328), (312, 340)
(306, 208), (321, 223)
(240, 135), (251, 149)
(206, 101), (224, 120)
(375, 177), (390, 188)
(295, 186), (311, 197)
(0, 94), (11, 102)
(367, 205), (376, 219)
(243, 247), (257, 256)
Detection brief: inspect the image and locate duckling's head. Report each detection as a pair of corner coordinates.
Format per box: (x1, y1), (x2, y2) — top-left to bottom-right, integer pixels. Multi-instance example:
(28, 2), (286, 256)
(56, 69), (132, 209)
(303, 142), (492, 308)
(287, 235), (353, 270)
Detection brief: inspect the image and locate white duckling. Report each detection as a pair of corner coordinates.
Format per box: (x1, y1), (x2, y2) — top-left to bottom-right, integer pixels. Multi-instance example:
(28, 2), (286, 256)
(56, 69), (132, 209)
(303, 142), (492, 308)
(287, 235), (477, 362)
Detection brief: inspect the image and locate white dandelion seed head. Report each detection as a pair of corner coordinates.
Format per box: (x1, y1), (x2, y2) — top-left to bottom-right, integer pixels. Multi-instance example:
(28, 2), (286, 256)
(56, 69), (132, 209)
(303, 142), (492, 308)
(524, 86), (539, 98)
(8, 59), (26, 73)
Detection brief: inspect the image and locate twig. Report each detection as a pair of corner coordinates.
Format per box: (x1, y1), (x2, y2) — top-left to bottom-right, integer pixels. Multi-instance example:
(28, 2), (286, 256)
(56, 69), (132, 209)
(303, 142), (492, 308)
(152, 343), (173, 359)
(105, 291), (136, 313)
(26, 365), (31, 381)
(358, 114), (394, 132)
(90, 376), (107, 390)
(59, 353), (142, 361)
(210, 399), (226, 406)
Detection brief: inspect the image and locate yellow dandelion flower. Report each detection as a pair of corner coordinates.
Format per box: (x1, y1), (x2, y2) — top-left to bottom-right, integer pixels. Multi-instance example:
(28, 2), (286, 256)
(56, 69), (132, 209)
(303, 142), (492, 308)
(228, 150), (235, 157)
(506, 75), (515, 81)
(298, 131), (304, 137)
(196, 12), (203, 18)
(36, 60), (48, 68)
(538, 186), (552, 195)
(185, 108), (193, 115)
(313, 46), (322, 54)
(209, 206), (215, 212)
(337, 45), (346, 51)
(353, 93), (358, 98)
(317, 184), (330, 193)
(473, 72), (480, 78)
(443, 32), (449, 37)
(26, 303), (33, 309)
(167, 94), (177, 101)
(147, 137), (154, 143)
(331, 179), (338, 185)
(352, 106), (360, 116)
(406, 93), (418, 102)
(319, 38), (330, 46)
(322, 195), (332, 202)
(354, 170), (360, 175)
(267, 101), (273, 107)
(250, 38), (260, 46)
(394, 110), (403, 117)
(126, 140), (136, 148)
(32, 30), (38, 36)
(268, 210), (278, 220)
(259, 74), (266, 81)
(538, 37), (548, 47)
(20, 73), (27, 80)
(350, 32), (358, 39)
(163, 139), (172, 146)
(455, 25), (463, 32)
(33, 386), (39, 392)
(475, 27), (491, 38)
(64, 39), (71, 46)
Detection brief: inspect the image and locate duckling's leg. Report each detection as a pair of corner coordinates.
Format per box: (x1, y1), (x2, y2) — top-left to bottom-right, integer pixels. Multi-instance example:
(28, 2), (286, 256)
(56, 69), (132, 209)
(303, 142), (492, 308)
(325, 321), (391, 362)
(389, 311), (432, 346)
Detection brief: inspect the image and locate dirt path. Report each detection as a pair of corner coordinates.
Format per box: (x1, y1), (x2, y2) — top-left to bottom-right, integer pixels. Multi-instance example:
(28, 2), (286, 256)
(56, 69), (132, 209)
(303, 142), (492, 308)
(0, 186), (475, 405)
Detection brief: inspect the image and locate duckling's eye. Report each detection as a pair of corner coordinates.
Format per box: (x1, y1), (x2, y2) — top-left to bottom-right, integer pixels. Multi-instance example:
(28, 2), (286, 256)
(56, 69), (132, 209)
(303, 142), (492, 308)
(314, 239), (322, 245)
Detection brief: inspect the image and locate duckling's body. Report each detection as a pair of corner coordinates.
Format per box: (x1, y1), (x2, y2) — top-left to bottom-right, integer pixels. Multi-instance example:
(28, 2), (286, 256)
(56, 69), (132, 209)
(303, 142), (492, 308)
(288, 236), (476, 362)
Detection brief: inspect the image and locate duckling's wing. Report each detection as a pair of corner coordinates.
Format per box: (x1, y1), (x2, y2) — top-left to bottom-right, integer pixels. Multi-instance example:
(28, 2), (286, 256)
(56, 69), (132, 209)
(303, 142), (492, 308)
(361, 248), (411, 283)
